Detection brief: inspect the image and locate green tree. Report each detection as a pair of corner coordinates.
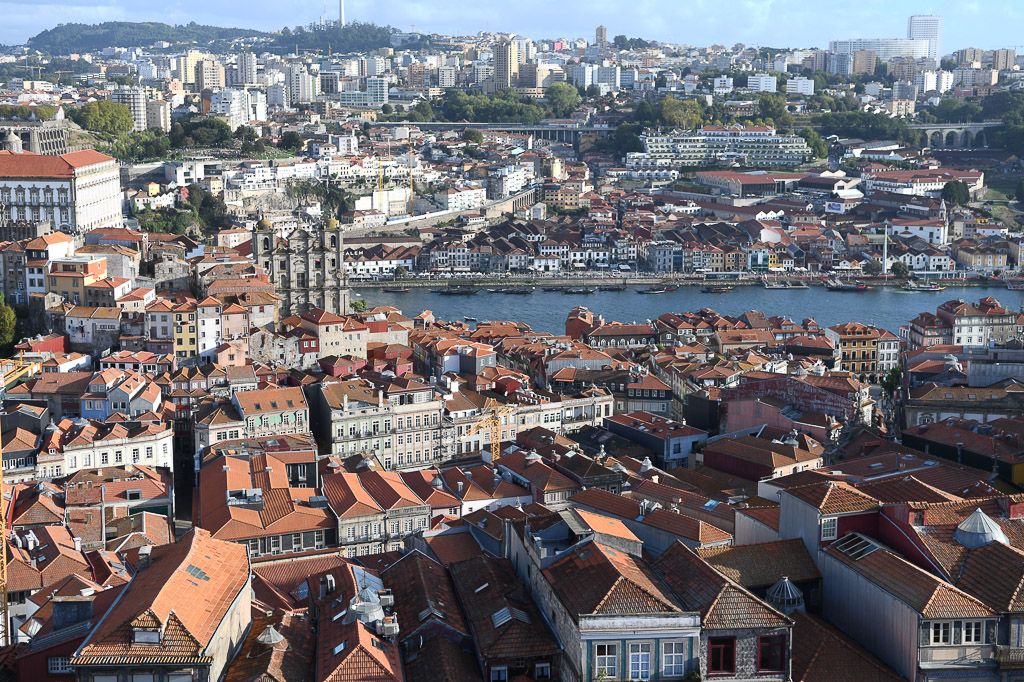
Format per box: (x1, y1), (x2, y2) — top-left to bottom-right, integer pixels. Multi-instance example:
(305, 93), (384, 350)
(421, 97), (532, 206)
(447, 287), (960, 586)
(862, 260), (883, 275)
(393, 266), (408, 279)
(799, 127), (828, 158)
(941, 180), (971, 206)
(758, 94), (792, 127)
(381, 103), (393, 115)
(658, 97), (704, 129)
(0, 293), (14, 352)
(880, 365), (903, 396)
(461, 128), (484, 144)
(69, 100), (134, 134)
(1015, 178), (1024, 203)
(654, 75), (667, 89)
(279, 131), (305, 151)
(890, 261), (910, 278)
(611, 123), (644, 155)
(546, 83), (581, 118)
(585, 85), (601, 99)
(350, 299), (368, 313)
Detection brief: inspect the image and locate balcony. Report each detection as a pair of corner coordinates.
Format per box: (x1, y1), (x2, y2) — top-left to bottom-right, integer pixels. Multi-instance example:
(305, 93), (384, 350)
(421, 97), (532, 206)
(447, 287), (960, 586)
(996, 646), (1024, 669)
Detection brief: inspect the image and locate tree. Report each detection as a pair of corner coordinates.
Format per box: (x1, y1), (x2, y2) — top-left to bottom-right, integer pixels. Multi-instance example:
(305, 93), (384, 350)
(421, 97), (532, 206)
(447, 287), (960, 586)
(941, 180), (971, 206)
(862, 260), (883, 275)
(546, 83), (581, 118)
(890, 261), (910, 278)
(69, 99), (134, 134)
(758, 94), (792, 127)
(585, 84), (601, 99)
(461, 128), (484, 144)
(381, 103), (393, 115)
(880, 365), (903, 397)
(393, 266), (408, 279)
(654, 75), (667, 89)
(799, 127), (828, 158)
(658, 97), (704, 129)
(279, 131), (304, 151)
(350, 299), (368, 313)
(1016, 178), (1024, 203)
(0, 294), (14, 352)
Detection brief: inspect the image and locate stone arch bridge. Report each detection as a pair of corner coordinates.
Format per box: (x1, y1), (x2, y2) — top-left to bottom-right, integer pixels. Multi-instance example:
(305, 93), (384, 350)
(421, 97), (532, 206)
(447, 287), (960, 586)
(906, 121), (1003, 148)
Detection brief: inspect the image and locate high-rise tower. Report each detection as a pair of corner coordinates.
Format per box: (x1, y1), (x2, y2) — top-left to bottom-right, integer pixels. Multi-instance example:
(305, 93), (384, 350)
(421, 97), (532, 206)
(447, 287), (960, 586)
(907, 14), (943, 63)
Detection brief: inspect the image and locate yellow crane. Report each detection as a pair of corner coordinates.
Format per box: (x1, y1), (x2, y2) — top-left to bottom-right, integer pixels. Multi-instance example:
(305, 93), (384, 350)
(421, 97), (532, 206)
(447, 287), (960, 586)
(18, 65), (44, 80)
(460, 403), (516, 463)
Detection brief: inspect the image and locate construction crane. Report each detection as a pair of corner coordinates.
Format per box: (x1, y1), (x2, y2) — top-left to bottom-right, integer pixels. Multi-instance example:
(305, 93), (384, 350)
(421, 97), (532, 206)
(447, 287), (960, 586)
(18, 65), (44, 79)
(460, 403), (516, 463)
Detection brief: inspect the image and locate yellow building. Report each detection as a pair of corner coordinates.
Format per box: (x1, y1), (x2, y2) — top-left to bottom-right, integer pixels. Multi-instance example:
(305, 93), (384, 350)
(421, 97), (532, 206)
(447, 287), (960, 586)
(173, 301), (198, 359)
(47, 256), (108, 306)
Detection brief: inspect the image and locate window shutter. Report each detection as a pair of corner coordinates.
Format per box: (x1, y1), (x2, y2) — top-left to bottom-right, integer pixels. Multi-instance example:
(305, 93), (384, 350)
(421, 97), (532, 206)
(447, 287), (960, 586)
(986, 621), (997, 644)
(919, 622), (930, 647)
(952, 621), (962, 645)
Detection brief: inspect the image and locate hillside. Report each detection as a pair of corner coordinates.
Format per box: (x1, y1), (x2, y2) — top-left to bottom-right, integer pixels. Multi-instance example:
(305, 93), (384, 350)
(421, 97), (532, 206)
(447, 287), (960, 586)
(26, 20), (399, 56)
(26, 21), (270, 53)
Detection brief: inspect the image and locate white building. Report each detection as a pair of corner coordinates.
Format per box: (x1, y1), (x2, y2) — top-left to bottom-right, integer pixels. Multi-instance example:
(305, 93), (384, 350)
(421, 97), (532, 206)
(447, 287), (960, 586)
(829, 38), (931, 62)
(713, 75), (734, 94)
(907, 14), (943, 63)
(434, 185), (486, 212)
(49, 420), (175, 478)
(747, 74), (777, 93)
(109, 88), (147, 133)
(146, 100), (172, 132)
(596, 65), (620, 89)
(787, 77), (815, 96)
(0, 149), (122, 233)
(627, 125), (812, 169)
(438, 66), (456, 88)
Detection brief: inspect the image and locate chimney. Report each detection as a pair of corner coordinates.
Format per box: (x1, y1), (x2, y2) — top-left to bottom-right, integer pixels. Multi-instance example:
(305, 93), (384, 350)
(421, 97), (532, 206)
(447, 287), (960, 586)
(73, 537), (82, 552)
(957, 442), (964, 464)
(378, 390), (384, 408)
(137, 545), (153, 569)
(457, 481), (464, 494)
(343, 394), (349, 411)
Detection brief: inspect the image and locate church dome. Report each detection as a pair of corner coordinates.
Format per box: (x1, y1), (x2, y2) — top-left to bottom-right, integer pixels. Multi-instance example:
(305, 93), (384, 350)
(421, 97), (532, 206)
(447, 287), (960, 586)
(256, 218), (272, 230)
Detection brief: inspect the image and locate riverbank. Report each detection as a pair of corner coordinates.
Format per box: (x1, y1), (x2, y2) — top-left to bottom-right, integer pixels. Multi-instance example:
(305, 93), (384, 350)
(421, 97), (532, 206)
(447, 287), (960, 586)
(355, 274), (1005, 290)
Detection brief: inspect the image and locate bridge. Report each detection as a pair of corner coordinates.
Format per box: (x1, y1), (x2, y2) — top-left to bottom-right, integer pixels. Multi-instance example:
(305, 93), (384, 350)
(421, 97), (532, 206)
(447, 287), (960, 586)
(904, 121), (1003, 148)
(374, 121), (613, 144)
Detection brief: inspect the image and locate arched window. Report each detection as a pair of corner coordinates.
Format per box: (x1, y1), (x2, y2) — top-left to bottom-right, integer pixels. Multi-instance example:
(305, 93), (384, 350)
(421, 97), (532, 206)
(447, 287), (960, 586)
(330, 235), (338, 249)
(263, 237), (270, 251)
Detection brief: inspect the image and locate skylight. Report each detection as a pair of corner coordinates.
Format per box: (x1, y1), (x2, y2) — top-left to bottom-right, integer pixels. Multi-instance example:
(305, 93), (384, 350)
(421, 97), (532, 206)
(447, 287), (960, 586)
(333, 640), (347, 655)
(831, 533), (881, 560)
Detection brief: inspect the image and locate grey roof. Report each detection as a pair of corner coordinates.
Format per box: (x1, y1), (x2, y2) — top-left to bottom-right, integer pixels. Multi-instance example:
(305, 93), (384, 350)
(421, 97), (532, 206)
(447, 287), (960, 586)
(954, 507), (1009, 549)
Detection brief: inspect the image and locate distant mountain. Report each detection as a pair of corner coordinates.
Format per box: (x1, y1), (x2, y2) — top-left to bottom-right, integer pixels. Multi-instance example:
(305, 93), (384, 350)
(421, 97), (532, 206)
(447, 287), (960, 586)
(27, 21), (270, 53)
(26, 20), (401, 56)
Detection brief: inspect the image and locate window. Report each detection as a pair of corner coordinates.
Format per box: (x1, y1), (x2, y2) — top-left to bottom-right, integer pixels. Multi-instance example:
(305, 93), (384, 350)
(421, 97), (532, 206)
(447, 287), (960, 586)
(596, 643), (618, 678)
(663, 641), (687, 677)
(708, 637), (735, 674)
(820, 517), (837, 541)
(133, 630), (160, 644)
(490, 666), (508, 682)
(629, 642), (651, 680)
(47, 658), (71, 674)
(757, 635), (786, 673)
(535, 662), (551, 680)
(931, 622), (950, 645)
(963, 620), (984, 644)
(132, 675), (155, 682)
(168, 674), (193, 682)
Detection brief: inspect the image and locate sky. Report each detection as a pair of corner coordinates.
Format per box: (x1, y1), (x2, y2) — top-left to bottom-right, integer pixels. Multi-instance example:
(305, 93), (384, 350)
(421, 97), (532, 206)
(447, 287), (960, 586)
(2, 0), (1023, 51)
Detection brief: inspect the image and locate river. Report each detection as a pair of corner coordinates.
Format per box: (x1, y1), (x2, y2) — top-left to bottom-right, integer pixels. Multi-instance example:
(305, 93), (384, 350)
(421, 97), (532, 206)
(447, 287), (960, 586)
(353, 284), (1024, 336)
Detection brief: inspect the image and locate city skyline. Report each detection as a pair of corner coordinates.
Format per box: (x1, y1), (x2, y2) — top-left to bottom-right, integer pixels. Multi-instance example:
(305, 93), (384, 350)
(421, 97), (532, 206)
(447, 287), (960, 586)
(2, 0), (1024, 51)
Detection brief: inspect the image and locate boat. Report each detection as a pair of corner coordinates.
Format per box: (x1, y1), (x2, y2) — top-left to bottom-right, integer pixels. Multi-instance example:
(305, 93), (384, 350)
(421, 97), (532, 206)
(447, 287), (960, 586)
(663, 286), (677, 292)
(787, 281), (810, 289)
(763, 277), (790, 289)
(701, 286), (734, 293)
(382, 287), (410, 293)
(824, 278), (872, 292)
(902, 281), (946, 292)
(563, 288), (595, 295)
(597, 285), (626, 291)
(637, 287), (668, 294)
(464, 316), (477, 322)
(542, 286), (564, 292)
(497, 287), (533, 295)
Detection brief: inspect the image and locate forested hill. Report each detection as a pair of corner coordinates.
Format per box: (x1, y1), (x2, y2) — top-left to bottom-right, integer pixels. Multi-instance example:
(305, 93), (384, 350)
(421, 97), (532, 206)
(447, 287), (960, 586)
(27, 22), (270, 53)
(26, 20), (398, 55)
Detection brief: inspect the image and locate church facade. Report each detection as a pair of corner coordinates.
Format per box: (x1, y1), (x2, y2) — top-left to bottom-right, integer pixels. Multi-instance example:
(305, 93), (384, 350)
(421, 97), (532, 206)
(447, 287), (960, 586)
(252, 217), (351, 318)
